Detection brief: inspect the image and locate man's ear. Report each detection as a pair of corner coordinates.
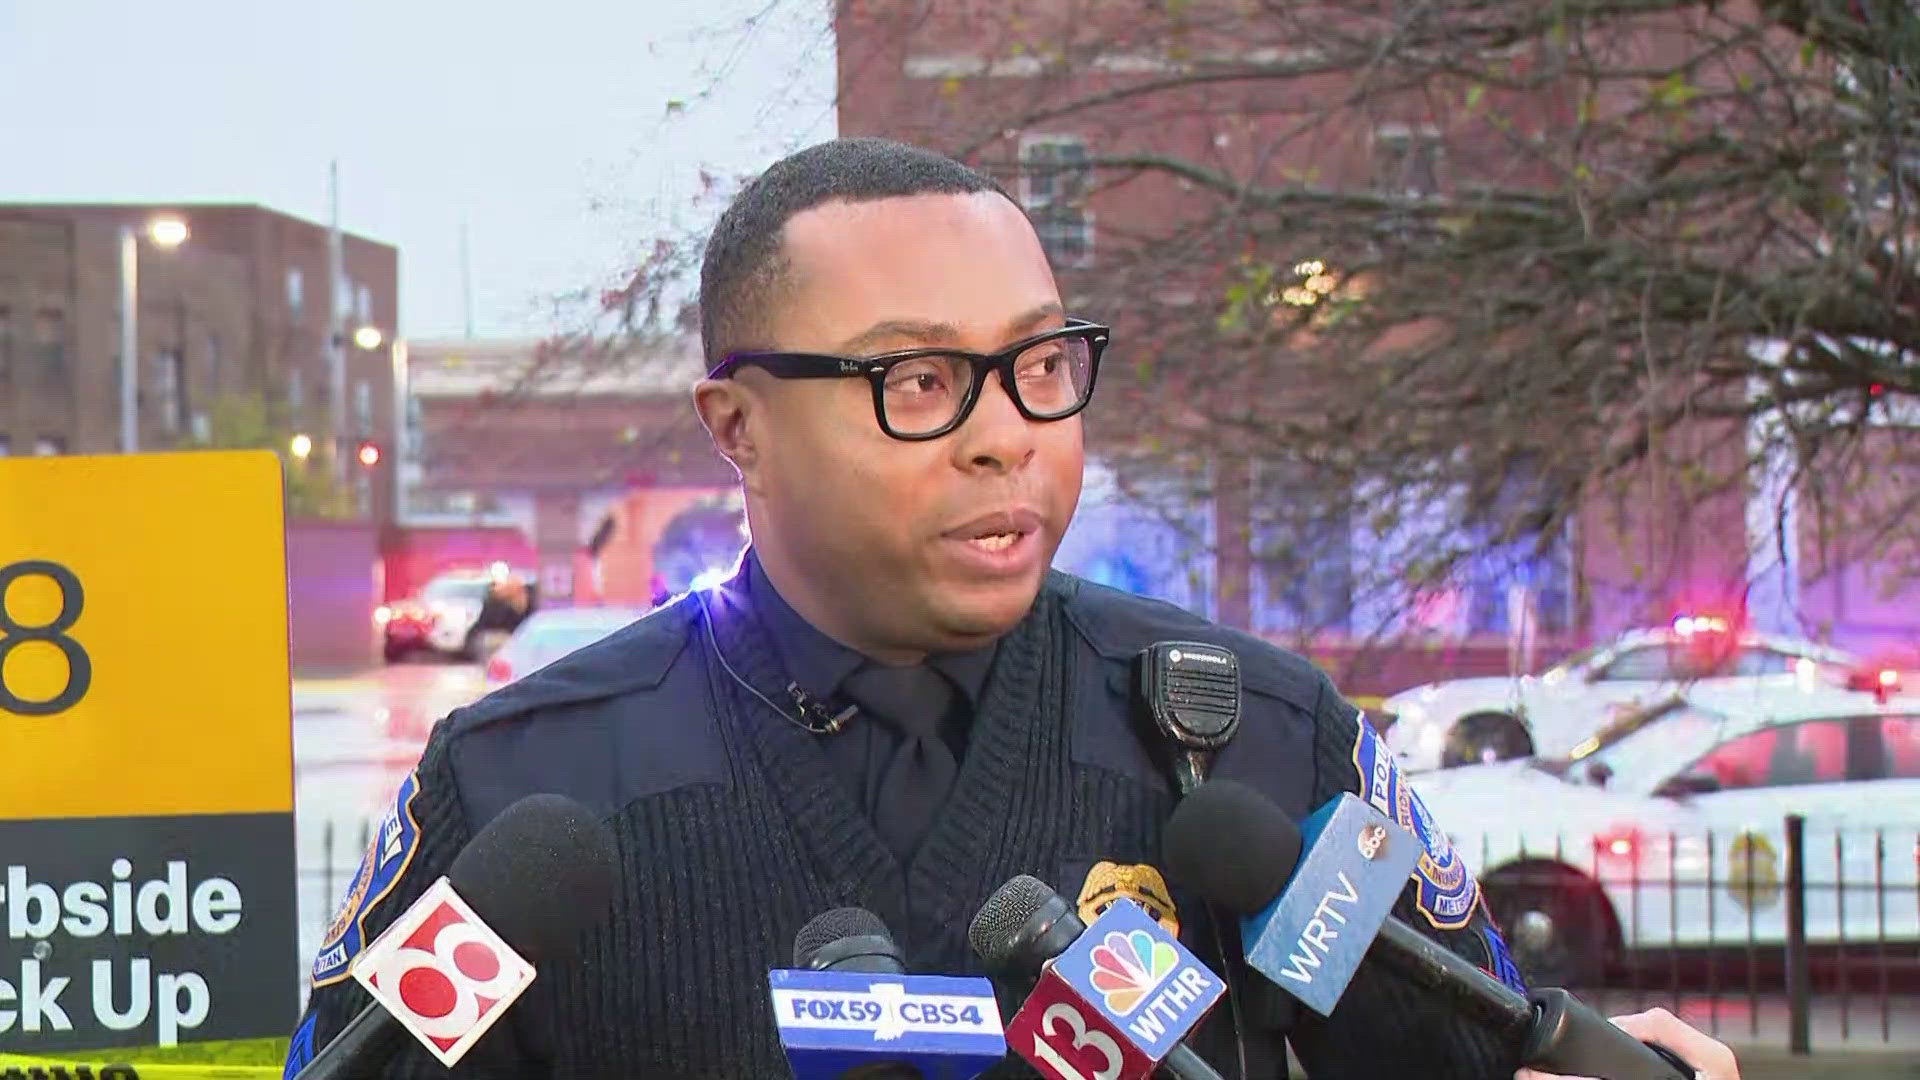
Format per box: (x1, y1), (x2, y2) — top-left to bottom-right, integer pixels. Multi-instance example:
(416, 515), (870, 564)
(693, 377), (761, 484)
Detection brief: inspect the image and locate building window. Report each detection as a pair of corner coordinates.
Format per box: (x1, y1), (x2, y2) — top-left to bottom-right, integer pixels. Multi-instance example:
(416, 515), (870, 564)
(354, 379), (373, 435)
(356, 283), (373, 323)
(33, 307), (65, 369)
(1019, 136), (1095, 268)
(288, 367), (305, 413)
(287, 268), (305, 319)
(1373, 124), (1443, 196)
(34, 436), (64, 456)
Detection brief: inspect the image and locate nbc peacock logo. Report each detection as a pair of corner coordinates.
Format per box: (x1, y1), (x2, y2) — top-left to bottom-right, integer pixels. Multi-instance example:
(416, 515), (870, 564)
(1087, 929), (1178, 1015)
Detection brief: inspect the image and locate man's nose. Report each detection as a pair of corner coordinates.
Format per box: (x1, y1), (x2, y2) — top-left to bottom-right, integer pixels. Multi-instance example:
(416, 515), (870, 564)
(952, 371), (1036, 474)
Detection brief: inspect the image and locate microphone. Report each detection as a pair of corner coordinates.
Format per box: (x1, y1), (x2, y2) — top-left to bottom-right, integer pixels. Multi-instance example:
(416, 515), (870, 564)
(1163, 781), (1693, 1079)
(969, 876), (1226, 1080)
(768, 907), (1007, 1079)
(294, 793), (618, 1078)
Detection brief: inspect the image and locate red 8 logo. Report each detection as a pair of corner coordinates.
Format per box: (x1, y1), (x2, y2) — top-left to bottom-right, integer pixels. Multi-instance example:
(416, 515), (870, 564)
(366, 909), (520, 1041)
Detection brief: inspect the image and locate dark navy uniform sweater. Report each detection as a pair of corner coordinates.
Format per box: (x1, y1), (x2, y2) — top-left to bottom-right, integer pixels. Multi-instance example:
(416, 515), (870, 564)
(289, 562), (1524, 1078)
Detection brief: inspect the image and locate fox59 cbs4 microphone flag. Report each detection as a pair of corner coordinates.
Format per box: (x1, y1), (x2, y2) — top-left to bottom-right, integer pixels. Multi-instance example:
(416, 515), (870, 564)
(0, 452), (298, 1053)
(1007, 899), (1223, 1080)
(768, 969), (1006, 1080)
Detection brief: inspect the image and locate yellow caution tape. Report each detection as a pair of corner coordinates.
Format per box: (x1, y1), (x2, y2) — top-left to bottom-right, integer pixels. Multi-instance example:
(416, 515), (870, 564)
(0, 1054), (281, 1078)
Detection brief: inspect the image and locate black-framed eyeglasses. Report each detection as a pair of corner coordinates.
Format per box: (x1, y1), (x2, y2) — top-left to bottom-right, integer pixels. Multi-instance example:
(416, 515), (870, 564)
(709, 318), (1110, 441)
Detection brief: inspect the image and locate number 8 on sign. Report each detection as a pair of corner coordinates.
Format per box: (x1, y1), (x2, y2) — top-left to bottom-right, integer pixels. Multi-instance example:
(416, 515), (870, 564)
(352, 877), (536, 1067)
(0, 560), (92, 716)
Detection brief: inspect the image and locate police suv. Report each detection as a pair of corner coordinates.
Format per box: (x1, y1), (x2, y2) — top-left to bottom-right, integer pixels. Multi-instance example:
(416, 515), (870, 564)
(1381, 620), (1870, 771)
(1409, 683), (1920, 985)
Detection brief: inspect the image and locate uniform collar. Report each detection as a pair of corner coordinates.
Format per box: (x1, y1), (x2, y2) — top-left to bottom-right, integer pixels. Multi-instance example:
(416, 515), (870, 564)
(743, 549), (996, 709)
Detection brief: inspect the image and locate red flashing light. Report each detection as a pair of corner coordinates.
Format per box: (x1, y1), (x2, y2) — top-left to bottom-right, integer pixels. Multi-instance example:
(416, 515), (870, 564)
(357, 441), (382, 467)
(486, 656), (513, 683)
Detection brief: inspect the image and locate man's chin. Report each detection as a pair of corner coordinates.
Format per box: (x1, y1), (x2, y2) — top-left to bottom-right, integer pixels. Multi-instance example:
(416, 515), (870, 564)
(930, 573), (1045, 644)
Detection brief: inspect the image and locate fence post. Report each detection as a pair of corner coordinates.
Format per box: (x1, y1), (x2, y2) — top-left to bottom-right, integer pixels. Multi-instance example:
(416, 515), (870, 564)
(1785, 813), (1810, 1055)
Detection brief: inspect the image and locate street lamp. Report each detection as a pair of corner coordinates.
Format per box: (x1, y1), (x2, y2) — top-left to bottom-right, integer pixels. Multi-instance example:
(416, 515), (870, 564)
(290, 433), (314, 459)
(352, 325), (384, 351)
(119, 215), (190, 453)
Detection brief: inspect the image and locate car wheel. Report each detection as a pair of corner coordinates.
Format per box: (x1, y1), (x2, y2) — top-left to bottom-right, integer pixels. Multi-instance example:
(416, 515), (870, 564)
(1442, 712), (1534, 768)
(1483, 864), (1615, 988)
(383, 643), (409, 664)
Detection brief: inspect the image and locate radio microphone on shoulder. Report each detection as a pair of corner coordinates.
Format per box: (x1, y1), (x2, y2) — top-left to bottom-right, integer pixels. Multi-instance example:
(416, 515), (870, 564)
(1133, 641), (1240, 795)
(294, 793), (619, 1079)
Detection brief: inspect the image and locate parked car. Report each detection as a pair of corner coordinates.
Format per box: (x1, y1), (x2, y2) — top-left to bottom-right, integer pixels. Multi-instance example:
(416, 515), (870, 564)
(1412, 683), (1920, 985)
(1381, 620), (1874, 771)
(483, 606), (645, 689)
(378, 567), (536, 662)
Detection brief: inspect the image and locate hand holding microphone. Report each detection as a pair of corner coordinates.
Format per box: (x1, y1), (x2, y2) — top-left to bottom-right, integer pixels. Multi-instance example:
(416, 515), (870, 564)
(1518, 1009), (1739, 1080)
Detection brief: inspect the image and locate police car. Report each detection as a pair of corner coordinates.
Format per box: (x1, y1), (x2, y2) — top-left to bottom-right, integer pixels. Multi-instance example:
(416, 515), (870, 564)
(1381, 619), (1871, 771)
(1409, 684), (1920, 985)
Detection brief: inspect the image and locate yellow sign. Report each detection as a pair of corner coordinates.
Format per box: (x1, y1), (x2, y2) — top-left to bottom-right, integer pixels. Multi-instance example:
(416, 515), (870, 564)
(0, 451), (292, 819)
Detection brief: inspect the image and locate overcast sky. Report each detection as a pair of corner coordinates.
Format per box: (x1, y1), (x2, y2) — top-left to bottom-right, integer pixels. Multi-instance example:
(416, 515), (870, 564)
(0, 0), (835, 340)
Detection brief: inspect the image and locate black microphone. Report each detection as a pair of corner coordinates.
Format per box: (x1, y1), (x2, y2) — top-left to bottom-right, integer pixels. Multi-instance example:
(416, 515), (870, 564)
(1163, 781), (1692, 1079)
(294, 793), (619, 1079)
(969, 875), (1227, 1080)
(795, 906), (909, 973)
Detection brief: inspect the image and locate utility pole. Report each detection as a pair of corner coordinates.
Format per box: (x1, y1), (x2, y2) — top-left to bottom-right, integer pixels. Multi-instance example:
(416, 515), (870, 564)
(327, 160), (348, 488)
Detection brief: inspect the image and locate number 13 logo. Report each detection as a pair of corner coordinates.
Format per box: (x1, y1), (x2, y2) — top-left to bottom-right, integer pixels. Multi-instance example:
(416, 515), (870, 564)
(1031, 1002), (1122, 1080)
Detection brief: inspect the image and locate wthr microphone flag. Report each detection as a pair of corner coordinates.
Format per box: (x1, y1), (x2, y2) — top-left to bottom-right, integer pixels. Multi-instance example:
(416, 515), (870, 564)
(1005, 899), (1224, 1080)
(768, 969), (1006, 1079)
(1240, 793), (1421, 1016)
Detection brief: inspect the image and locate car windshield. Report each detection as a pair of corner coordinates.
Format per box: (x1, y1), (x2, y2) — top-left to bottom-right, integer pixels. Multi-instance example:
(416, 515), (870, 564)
(423, 578), (490, 601)
(1535, 693), (1691, 777)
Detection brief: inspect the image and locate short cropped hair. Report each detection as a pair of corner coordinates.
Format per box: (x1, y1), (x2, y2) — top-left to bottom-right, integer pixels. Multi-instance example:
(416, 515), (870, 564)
(698, 137), (1011, 367)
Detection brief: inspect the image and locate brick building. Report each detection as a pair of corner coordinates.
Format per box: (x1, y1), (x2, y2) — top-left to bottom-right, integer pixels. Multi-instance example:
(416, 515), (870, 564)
(398, 337), (734, 603)
(0, 203), (401, 521)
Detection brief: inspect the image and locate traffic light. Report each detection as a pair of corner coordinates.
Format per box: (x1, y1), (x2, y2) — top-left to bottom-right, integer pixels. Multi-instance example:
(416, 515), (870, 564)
(356, 440), (382, 468)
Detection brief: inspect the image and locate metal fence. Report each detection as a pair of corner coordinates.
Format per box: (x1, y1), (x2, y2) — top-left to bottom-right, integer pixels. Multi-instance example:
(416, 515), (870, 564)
(298, 811), (1920, 1054)
(1478, 814), (1920, 1053)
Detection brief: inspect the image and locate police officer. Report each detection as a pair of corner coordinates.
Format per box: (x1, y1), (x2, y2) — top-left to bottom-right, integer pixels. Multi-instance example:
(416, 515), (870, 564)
(289, 138), (1532, 1078)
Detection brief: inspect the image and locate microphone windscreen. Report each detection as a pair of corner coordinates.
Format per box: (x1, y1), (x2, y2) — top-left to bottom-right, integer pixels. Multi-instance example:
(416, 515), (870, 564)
(967, 875), (1056, 970)
(446, 793), (619, 961)
(792, 906), (893, 968)
(1163, 779), (1305, 914)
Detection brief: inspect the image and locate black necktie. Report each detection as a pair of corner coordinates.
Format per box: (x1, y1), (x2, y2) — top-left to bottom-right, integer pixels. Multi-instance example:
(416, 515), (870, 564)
(841, 663), (960, 861)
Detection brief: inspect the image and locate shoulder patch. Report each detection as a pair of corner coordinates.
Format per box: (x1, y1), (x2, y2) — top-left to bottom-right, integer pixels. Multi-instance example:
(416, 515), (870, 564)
(312, 769), (424, 986)
(1351, 711), (1478, 930)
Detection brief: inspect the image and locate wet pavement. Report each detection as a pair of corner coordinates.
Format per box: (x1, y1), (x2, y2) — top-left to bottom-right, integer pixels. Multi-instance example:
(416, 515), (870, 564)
(291, 661), (488, 1003)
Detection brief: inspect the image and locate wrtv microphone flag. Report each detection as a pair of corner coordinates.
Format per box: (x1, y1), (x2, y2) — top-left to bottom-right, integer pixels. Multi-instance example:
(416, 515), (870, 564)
(1003, 899), (1224, 1080)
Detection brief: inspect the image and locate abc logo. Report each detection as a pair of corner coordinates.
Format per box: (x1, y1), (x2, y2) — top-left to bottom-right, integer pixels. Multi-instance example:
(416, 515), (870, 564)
(1357, 823), (1389, 862)
(356, 881), (534, 1061)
